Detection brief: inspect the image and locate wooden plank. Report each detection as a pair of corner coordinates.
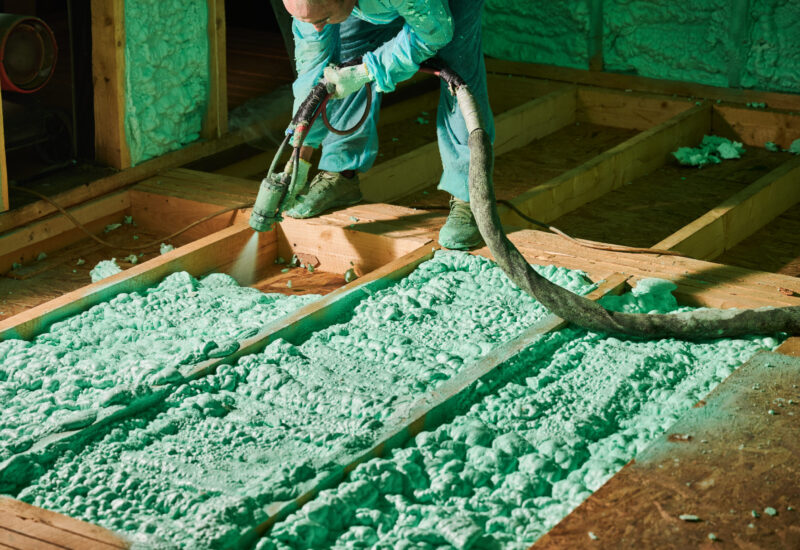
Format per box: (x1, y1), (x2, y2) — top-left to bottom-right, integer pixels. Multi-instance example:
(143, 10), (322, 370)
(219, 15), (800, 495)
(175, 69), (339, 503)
(90, 0), (131, 170)
(473, 229), (800, 310)
(1, 499), (126, 548)
(278, 214), (432, 276)
(655, 156), (800, 260)
(0, 508), (124, 550)
(362, 87), (578, 203)
(134, 169), (258, 206)
(0, 192), (131, 273)
(249, 271), (631, 535)
(486, 58), (800, 112)
(577, 87), (694, 130)
(777, 337), (800, 357)
(533, 351), (800, 550)
(202, 0), (228, 139)
(0, 223), (277, 341)
(502, 104), (712, 227)
(713, 104), (800, 148)
(0, 526), (63, 550)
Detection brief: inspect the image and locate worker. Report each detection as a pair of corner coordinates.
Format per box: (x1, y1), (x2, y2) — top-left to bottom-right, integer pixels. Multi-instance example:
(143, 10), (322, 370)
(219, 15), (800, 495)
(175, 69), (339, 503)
(280, 0), (495, 250)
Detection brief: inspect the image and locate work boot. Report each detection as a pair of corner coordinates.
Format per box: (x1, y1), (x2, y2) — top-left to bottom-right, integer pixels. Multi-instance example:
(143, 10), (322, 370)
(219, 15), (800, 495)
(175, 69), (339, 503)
(285, 171), (363, 219)
(439, 197), (483, 250)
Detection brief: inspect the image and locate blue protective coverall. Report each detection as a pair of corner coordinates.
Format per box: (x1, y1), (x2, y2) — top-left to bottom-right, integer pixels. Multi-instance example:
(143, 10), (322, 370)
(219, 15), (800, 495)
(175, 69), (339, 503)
(291, 0), (495, 202)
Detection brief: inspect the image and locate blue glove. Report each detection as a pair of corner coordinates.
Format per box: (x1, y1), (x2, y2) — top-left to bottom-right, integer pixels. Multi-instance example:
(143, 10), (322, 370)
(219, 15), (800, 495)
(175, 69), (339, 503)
(323, 63), (373, 99)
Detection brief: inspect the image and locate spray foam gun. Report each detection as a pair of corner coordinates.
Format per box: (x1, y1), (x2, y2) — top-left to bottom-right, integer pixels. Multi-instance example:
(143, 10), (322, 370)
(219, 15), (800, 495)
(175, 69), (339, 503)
(249, 60), (373, 232)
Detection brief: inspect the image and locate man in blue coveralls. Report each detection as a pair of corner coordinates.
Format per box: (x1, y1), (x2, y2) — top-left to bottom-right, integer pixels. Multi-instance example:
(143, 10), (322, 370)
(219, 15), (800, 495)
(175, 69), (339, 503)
(281, 0), (495, 250)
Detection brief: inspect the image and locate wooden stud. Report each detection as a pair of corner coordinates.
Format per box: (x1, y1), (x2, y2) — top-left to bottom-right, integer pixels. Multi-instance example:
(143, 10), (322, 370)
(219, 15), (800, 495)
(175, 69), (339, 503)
(0, 498), (127, 549)
(361, 86), (578, 203)
(712, 104), (800, 148)
(501, 104), (712, 227)
(486, 58), (800, 112)
(655, 156), (800, 260)
(202, 0), (228, 139)
(91, 0), (131, 170)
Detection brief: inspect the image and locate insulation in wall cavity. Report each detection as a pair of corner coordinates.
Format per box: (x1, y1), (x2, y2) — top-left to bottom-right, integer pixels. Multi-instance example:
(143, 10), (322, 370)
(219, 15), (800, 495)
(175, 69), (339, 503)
(742, 0), (800, 93)
(603, 0), (735, 88)
(124, 0), (210, 165)
(482, 0), (592, 70)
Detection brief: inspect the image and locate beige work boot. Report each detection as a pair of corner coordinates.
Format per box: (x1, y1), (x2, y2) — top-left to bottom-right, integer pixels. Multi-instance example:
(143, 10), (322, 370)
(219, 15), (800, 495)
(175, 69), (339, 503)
(285, 171), (362, 219)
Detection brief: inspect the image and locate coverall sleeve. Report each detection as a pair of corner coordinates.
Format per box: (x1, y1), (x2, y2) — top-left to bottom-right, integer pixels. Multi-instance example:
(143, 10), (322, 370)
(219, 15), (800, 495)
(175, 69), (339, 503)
(362, 0), (454, 93)
(291, 19), (339, 148)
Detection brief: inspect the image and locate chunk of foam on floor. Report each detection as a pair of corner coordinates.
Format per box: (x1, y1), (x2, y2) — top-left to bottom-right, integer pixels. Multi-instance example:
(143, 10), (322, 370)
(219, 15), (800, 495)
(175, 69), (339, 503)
(673, 135), (746, 167)
(160, 243), (174, 255)
(90, 259), (122, 283)
(789, 138), (800, 155)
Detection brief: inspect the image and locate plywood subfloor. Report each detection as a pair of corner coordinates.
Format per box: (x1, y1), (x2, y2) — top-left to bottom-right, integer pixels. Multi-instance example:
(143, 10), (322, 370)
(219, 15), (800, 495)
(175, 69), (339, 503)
(251, 264), (346, 296)
(534, 350), (800, 550)
(717, 202), (800, 278)
(549, 148), (791, 249)
(396, 122), (639, 208)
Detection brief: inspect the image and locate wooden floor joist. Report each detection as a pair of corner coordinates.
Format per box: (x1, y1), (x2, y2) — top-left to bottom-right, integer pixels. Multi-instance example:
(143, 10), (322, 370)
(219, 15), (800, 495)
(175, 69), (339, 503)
(713, 103), (800, 149)
(655, 156), (800, 260)
(500, 103), (711, 228)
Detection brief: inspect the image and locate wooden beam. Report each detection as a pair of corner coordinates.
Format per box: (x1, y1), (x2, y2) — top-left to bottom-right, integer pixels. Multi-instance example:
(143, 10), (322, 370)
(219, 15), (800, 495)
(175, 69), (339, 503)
(654, 156), (800, 260)
(577, 87), (694, 130)
(361, 86), (578, 203)
(91, 0), (131, 169)
(473, 229), (800, 310)
(0, 498), (128, 550)
(278, 215), (432, 276)
(486, 57), (800, 112)
(713, 104), (800, 148)
(501, 104), (712, 227)
(0, 192), (131, 273)
(202, 0), (228, 139)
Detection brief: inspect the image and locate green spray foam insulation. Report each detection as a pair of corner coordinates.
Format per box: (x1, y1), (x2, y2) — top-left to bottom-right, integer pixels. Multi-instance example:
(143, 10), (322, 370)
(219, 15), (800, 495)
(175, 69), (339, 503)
(483, 0), (591, 70)
(12, 253), (596, 549)
(262, 280), (780, 550)
(0, 271), (317, 467)
(484, 1), (799, 94)
(124, 0), (210, 165)
(673, 135), (746, 167)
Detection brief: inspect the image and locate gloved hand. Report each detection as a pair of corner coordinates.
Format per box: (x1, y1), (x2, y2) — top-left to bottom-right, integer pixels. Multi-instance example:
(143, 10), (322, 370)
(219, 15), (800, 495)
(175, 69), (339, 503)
(323, 63), (373, 99)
